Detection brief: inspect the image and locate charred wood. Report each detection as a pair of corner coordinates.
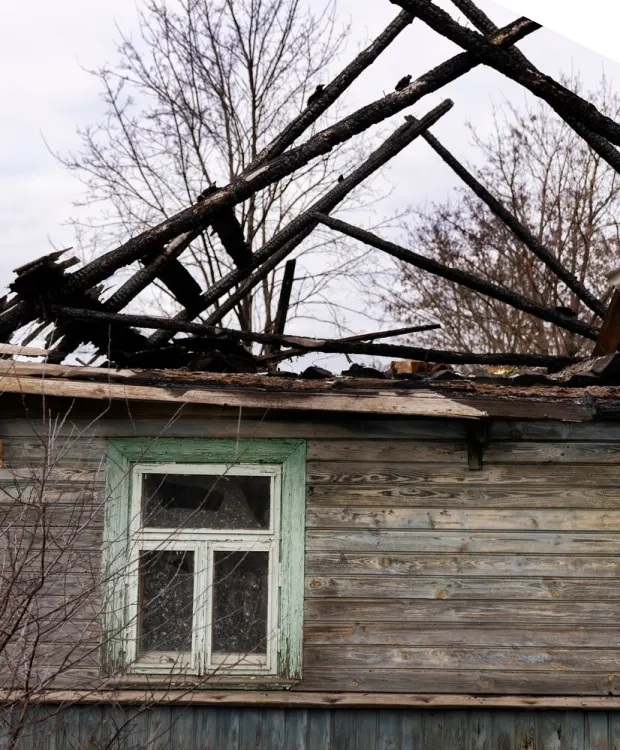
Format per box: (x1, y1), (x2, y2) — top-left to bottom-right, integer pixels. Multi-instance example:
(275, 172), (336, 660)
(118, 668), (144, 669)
(0, 15), (533, 343)
(47, 305), (580, 368)
(314, 212), (600, 340)
(392, 0), (620, 146)
(406, 115), (606, 317)
(151, 101), (453, 342)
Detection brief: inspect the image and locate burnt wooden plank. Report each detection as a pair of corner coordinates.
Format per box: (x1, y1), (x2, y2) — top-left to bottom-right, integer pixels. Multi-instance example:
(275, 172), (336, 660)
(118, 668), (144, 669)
(305, 599), (620, 625)
(307, 507), (620, 531)
(305, 553), (620, 578)
(307, 530), (620, 554)
(304, 576), (620, 601)
(304, 624), (620, 648)
(489, 420), (620, 442)
(0, 415), (470, 441)
(303, 645), (620, 672)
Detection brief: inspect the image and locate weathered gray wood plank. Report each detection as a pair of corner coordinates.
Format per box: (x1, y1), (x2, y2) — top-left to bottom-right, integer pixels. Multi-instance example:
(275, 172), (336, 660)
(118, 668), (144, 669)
(307, 530), (620, 554)
(305, 598), (620, 625)
(309, 440), (620, 465)
(444, 709), (468, 750)
(468, 709), (491, 750)
(493, 711), (515, 750)
(308, 462), (620, 487)
(422, 710), (444, 750)
(306, 709), (331, 749)
(303, 645), (620, 672)
(304, 623), (620, 648)
(216, 707), (240, 750)
(285, 708), (308, 750)
(305, 553), (620, 578)
(514, 711), (535, 750)
(304, 576), (620, 601)
(307, 507), (620, 531)
(308, 484), (620, 509)
(585, 713), (608, 750)
(538, 711), (563, 750)
(564, 712), (586, 750)
(297, 669), (620, 694)
(308, 441), (466, 463)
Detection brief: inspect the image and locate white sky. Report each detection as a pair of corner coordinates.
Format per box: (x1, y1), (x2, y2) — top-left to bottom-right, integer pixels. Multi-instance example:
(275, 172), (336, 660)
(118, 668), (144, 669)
(1, 0), (619, 362)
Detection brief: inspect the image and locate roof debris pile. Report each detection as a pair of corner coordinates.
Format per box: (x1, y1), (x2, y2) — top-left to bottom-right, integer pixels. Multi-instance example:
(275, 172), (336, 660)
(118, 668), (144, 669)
(1, 0), (619, 377)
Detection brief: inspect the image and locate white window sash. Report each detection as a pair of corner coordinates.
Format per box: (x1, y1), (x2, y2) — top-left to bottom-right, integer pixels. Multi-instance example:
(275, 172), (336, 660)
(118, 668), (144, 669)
(123, 462), (282, 676)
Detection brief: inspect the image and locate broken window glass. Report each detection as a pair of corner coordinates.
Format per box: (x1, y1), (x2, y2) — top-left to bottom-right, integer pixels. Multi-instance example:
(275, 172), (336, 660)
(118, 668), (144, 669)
(142, 473), (271, 530)
(138, 550), (195, 656)
(211, 550), (269, 658)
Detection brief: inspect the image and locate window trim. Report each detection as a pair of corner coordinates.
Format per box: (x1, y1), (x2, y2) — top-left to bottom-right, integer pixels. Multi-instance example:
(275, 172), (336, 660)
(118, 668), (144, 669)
(103, 438), (306, 685)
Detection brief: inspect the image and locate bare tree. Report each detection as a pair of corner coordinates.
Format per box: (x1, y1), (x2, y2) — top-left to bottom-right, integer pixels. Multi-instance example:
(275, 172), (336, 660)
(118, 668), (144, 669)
(59, 0), (389, 338)
(380, 76), (620, 357)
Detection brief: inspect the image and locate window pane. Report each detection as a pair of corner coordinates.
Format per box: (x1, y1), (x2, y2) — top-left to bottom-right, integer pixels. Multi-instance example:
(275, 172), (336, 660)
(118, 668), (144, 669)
(138, 550), (195, 655)
(142, 473), (271, 529)
(212, 551), (269, 657)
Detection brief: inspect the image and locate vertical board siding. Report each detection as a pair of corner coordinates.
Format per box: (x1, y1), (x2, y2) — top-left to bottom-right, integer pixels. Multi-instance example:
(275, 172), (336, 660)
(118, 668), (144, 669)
(4, 707), (620, 749)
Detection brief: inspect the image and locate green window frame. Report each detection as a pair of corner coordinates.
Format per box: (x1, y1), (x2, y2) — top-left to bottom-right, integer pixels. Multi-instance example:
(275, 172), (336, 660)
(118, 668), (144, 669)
(102, 438), (306, 684)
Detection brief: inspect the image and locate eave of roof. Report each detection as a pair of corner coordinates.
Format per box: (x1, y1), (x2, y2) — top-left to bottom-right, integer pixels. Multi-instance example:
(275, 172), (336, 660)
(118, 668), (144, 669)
(2, 360), (619, 421)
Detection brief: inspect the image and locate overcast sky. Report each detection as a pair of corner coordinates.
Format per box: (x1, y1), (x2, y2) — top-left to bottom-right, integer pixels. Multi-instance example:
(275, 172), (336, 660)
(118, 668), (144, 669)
(1, 0), (619, 362)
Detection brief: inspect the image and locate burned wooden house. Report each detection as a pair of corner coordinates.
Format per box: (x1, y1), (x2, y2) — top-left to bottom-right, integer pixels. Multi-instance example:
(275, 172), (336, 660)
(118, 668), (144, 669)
(3, 0), (620, 747)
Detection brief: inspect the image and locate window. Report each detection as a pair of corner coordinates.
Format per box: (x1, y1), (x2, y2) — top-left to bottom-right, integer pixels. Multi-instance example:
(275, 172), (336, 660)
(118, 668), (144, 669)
(103, 439), (306, 683)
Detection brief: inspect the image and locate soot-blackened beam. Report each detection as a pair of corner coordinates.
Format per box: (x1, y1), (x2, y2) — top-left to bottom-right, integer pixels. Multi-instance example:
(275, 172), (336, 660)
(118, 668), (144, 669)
(392, 0), (620, 147)
(0, 16), (537, 345)
(406, 116), (606, 318)
(449, 0), (620, 178)
(249, 9), (415, 169)
(48, 305), (579, 368)
(260, 323), (442, 364)
(267, 259), (297, 354)
(314, 213), (599, 340)
(150, 101), (453, 344)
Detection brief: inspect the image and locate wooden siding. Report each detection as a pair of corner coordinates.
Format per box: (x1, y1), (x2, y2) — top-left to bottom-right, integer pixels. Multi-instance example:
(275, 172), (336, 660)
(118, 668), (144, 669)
(2, 404), (620, 696)
(3, 705), (620, 749)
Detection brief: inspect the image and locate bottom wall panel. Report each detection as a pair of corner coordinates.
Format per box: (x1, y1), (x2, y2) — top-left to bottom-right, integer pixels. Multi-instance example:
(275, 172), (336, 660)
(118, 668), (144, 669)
(2, 705), (620, 749)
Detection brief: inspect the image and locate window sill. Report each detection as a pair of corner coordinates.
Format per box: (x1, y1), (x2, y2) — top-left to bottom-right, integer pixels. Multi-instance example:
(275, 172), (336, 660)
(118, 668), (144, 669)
(105, 674), (298, 691)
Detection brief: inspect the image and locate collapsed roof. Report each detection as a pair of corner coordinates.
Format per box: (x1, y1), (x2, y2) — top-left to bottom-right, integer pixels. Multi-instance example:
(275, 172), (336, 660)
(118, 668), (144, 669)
(1, 0), (620, 376)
